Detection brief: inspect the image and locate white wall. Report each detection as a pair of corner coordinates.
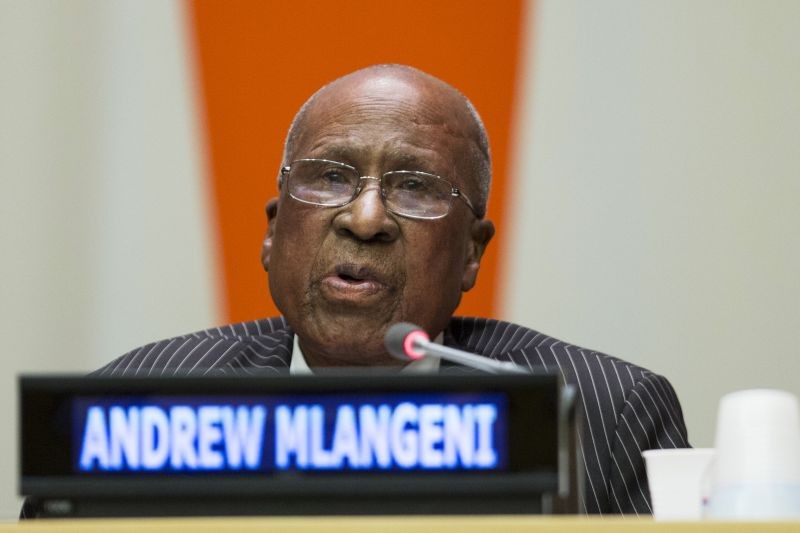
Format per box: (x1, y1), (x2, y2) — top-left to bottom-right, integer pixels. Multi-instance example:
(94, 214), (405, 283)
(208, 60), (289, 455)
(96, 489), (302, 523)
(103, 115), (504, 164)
(504, 0), (800, 448)
(0, 1), (218, 518)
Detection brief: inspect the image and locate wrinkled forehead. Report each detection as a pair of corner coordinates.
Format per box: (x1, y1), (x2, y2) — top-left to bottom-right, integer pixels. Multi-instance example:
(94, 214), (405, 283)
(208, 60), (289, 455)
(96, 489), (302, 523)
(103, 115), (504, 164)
(291, 73), (478, 153)
(289, 75), (483, 185)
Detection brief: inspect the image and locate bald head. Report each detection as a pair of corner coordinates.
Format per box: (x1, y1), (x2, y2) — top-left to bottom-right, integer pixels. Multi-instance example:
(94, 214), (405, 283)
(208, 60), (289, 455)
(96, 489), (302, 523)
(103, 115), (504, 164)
(282, 65), (491, 217)
(265, 64), (496, 367)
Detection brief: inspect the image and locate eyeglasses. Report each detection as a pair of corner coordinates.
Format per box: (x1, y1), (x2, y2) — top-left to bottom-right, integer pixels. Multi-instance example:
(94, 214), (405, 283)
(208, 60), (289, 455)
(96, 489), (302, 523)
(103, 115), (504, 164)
(279, 159), (480, 220)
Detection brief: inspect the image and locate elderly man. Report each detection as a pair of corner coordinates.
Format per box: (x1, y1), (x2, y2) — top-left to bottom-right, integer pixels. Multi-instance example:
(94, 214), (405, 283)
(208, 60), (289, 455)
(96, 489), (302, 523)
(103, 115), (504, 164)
(97, 65), (689, 514)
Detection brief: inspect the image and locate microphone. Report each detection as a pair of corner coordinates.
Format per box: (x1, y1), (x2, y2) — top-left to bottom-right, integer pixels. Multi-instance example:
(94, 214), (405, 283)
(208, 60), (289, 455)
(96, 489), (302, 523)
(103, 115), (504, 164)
(385, 322), (530, 375)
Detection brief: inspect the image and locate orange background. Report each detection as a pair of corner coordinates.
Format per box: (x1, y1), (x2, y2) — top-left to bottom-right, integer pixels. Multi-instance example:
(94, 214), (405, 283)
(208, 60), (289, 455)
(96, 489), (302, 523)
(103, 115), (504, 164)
(189, 0), (528, 324)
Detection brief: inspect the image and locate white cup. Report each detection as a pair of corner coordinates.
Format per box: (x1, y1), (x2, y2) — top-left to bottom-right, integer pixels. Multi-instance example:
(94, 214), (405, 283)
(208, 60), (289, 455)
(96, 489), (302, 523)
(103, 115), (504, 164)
(643, 448), (714, 520)
(707, 389), (800, 520)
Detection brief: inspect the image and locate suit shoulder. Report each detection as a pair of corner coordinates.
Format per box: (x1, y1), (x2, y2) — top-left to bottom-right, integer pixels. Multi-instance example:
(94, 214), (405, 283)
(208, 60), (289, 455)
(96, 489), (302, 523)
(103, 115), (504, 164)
(94, 317), (292, 376)
(189, 316), (291, 339)
(448, 317), (688, 515)
(447, 316), (551, 356)
(449, 316), (673, 403)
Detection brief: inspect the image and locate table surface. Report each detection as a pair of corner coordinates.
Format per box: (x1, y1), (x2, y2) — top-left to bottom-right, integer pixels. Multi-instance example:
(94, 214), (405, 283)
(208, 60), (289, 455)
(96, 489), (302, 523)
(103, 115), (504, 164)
(2, 516), (799, 532)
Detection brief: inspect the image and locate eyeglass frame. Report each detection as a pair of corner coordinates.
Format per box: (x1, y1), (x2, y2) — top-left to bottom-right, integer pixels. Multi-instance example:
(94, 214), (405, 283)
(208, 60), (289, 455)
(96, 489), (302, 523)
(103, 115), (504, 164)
(278, 158), (481, 220)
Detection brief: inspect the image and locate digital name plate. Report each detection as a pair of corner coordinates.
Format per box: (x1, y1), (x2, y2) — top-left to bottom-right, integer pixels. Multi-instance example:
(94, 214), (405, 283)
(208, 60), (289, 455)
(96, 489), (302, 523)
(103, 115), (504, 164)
(20, 373), (568, 517)
(75, 394), (505, 473)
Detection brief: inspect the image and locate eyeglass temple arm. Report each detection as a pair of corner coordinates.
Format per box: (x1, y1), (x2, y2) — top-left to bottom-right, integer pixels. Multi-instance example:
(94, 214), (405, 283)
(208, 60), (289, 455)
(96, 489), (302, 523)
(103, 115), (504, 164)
(278, 166), (290, 188)
(453, 187), (481, 218)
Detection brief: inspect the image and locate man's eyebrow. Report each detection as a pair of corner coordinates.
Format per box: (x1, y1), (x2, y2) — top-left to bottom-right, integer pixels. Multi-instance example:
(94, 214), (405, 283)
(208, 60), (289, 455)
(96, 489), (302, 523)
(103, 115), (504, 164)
(385, 151), (437, 173)
(391, 154), (426, 169)
(317, 146), (353, 161)
(302, 142), (358, 163)
(310, 149), (430, 170)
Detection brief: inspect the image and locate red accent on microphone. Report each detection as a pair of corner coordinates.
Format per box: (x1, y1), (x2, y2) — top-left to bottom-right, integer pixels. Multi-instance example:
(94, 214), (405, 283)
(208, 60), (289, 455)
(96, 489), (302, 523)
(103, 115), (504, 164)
(403, 330), (429, 360)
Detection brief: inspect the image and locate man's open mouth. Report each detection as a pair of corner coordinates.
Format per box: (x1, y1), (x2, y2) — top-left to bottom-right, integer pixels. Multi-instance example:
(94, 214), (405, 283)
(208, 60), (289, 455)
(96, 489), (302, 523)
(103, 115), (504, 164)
(335, 264), (381, 283)
(319, 263), (389, 304)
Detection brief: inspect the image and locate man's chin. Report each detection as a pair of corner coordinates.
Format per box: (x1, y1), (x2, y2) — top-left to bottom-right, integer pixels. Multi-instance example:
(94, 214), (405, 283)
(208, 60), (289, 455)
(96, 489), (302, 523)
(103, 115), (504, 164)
(295, 311), (399, 368)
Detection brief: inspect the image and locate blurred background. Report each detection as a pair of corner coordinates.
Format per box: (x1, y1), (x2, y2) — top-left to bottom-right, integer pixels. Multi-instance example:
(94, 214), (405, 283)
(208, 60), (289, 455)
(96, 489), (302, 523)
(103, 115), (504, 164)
(1, 0), (798, 518)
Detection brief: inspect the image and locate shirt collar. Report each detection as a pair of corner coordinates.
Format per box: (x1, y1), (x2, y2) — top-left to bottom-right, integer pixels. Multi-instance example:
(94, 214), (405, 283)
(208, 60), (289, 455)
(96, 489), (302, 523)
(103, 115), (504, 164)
(290, 332), (443, 375)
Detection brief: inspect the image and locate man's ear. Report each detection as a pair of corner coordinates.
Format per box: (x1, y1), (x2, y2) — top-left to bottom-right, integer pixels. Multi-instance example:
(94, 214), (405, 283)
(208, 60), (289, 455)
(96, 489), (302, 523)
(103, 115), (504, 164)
(461, 218), (495, 291)
(261, 197), (279, 272)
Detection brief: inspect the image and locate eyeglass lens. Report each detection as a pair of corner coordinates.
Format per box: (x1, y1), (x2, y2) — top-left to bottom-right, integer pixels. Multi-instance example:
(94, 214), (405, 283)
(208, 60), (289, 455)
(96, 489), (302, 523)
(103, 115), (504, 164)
(287, 159), (454, 218)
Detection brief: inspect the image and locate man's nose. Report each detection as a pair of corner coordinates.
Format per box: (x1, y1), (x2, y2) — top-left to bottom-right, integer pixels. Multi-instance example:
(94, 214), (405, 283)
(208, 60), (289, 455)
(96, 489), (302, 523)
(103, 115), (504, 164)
(332, 178), (400, 242)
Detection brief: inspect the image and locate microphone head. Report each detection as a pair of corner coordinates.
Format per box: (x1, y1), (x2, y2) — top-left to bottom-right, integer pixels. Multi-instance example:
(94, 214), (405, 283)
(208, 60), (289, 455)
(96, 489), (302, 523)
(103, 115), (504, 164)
(385, 323), (430, 361)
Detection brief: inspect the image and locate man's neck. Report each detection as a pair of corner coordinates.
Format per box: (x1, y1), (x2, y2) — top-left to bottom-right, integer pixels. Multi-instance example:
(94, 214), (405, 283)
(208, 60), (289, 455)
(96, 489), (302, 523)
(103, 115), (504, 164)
(297, 338), (401, 369)
(291, 333), (443, 374)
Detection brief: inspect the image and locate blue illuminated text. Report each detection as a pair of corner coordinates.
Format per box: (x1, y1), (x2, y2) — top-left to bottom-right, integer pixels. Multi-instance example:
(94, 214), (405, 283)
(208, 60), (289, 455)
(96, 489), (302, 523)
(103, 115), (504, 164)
(75, 397), (503, 473)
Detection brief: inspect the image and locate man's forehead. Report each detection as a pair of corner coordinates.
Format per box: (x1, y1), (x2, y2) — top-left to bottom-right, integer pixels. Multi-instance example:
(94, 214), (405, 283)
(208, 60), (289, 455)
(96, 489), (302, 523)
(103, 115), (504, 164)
(296, 114), (469, 181)
(301, 137), (450, 177)
(306, 140), (437, 162)
(294, 79), (473, 153)
(305, 70), (469, 127)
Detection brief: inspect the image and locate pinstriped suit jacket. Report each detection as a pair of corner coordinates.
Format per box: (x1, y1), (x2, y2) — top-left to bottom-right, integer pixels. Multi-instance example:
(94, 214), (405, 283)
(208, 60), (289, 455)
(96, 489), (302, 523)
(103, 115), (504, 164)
(96, 316), (689, 515)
